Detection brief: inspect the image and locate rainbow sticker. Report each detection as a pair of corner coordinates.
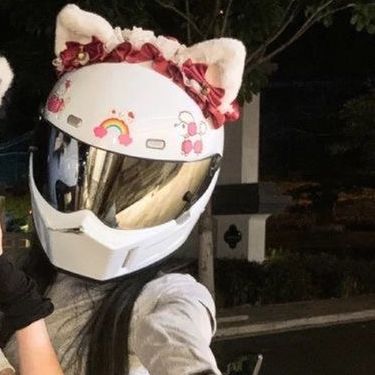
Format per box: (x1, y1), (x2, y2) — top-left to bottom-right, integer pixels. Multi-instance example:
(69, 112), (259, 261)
(94, 117), (132, 146)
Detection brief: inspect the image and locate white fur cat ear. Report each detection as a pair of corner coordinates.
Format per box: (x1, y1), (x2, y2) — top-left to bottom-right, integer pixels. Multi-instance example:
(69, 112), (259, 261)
(0, 57), (14, 106)
(176, 38), (246, 112)
(55, 4), (122, 56)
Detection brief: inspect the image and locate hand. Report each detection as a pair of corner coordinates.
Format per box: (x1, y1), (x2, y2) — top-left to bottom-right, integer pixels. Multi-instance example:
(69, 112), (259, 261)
(0, 252), (54, 332)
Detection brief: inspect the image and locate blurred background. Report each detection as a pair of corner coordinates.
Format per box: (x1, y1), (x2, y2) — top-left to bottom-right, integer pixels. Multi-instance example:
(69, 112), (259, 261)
(0, 0), (374, 312)
(0, 1), (374, 374)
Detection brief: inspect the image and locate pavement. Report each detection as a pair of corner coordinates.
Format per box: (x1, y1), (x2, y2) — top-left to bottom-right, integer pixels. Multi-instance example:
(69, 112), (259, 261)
(215, 294), (375, 340)
(212, 321), (375, 375)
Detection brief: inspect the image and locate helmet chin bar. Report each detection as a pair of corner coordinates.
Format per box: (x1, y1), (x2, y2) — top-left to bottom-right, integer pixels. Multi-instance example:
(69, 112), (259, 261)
(29, 155), (219, 281)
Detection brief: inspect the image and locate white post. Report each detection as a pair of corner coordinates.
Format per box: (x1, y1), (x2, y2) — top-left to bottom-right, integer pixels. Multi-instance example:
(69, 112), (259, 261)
(198, 202), (215, 297)
(242, 97), (267, 262)
(241, 96), (260, 184)
(247, 214), (270, 262)
(0, 196), (5, 234)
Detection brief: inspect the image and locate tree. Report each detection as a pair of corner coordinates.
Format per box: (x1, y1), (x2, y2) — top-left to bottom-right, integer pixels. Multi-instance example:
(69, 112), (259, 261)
(1, 1), (375, 115)
(120, 0), (375, 100)
(283, 87), (375, 232)
(330, 89), (375, 178)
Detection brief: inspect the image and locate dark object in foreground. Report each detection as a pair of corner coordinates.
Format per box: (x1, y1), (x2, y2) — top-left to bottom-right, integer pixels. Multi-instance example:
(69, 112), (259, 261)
(223, 353), (263, 375)
(0, 254), (53, 345)
(213, 322), (375, 375)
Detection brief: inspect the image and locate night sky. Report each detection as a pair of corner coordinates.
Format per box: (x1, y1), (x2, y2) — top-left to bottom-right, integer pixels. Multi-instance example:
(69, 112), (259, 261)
(273, 13), (375, 81)
(261, 13), (374, 180)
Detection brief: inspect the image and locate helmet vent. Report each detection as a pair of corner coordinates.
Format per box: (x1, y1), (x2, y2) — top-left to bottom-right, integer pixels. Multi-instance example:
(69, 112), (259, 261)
(67, 114), (83, 128)
(122, 248), (137, 268)
(146, 139), (166, 150)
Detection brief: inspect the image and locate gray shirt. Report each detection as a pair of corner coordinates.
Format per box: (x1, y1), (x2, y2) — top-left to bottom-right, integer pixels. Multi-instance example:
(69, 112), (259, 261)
(4, 272), (220, 375)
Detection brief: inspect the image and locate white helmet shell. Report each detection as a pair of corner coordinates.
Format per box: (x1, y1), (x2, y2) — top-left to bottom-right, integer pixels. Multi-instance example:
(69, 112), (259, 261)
(30, 4), (245, 280)
(31, 62), (223, 280)
(44, 63), (222, 161)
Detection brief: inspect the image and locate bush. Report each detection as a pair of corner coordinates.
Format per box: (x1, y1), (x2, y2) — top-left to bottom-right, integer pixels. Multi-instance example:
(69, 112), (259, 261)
(261, 253), (314, 304)
(215, 252), (375, 308)
(215, 260), (263, 307)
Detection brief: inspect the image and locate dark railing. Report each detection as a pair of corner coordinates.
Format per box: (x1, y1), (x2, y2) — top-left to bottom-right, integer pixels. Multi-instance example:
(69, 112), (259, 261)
(0, 152), (29, 187)
(0, 132), (31, 188)
(3, 232), (31, 251)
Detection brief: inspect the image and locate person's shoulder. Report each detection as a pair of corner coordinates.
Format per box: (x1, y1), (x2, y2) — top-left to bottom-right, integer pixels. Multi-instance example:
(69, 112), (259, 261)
(143, 272), (206, 300)
(133, 273), (215, 323)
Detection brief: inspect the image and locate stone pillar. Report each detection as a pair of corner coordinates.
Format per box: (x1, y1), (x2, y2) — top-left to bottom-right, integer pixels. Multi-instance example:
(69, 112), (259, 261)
(241, 96), (260, 183)
(219, 96), (260, 185)
(0, 196), (5, 233)
(198, 203), (215, 297)
(0, 196), (5, 253)
(215, 96), (267, 262)
(247, 214), (269, 262)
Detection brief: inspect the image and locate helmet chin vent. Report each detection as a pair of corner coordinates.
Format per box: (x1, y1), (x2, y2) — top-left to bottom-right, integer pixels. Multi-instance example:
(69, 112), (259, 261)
(122, 248), (137, 268)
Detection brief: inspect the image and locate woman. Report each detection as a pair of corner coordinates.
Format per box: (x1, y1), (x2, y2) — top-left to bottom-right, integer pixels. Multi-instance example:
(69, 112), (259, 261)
(2, 5), (246, 375)
(0, 56), (63, 375)
(0, 226), (63, 375)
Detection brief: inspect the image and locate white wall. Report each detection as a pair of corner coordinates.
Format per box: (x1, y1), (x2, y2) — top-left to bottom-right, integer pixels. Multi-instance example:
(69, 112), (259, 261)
(219, 96), (260, 185)
(180, 97), (265, 262)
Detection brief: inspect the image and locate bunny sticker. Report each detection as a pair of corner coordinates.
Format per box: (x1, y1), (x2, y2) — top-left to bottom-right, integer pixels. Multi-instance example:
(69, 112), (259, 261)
(175, 111), (207, 156)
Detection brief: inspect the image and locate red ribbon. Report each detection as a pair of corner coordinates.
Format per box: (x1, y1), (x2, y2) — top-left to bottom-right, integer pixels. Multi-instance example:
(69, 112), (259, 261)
(57, 37), (240, 127)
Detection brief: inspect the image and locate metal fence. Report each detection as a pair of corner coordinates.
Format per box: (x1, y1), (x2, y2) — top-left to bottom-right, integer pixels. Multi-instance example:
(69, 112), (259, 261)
(0, 132), (31, 188)
(0, 152), (29, 187)
(3, 232), (31, 251)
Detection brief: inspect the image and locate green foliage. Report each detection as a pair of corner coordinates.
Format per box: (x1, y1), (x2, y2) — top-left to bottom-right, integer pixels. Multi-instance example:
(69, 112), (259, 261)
(329, 91), (375, 173)
(0, 0), (373, 133)
(5, 194), (31, 230)
(339, 91), (375, 137)
(351, 2), (375, 33)
(215, 251), (375, 307)
(261, 251), (315, 303)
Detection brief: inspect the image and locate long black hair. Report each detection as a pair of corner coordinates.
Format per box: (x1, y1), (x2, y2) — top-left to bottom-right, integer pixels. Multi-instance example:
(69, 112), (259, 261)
(18, 234), (193, 375)
(77, 261), (164, 375)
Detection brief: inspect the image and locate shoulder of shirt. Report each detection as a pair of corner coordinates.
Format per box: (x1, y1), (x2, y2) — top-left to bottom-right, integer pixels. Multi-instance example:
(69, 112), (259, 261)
(132, 273), (216, 324)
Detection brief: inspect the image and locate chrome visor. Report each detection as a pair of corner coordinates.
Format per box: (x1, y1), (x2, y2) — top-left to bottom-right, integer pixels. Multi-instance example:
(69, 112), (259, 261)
(31, 120), (220, 230)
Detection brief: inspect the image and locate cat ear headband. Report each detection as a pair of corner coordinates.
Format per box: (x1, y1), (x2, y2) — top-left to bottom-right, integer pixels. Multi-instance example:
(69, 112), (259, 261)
(53, 4), (246, 128)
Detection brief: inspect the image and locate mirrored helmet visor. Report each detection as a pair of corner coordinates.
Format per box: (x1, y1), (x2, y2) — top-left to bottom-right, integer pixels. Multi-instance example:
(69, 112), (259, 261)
(32, 120), (220, 230)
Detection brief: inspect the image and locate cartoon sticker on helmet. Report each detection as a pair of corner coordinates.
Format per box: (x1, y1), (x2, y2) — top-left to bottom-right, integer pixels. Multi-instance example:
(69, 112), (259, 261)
(47, 79), (72, 113)
(94, 111), (134, 146)
(175, 111), (207, 156)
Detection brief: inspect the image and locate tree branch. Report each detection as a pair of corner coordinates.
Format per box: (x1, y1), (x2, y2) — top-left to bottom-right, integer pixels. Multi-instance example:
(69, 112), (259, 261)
(323, 3), (356, 18)
(254, 0), (337, 66)
(256, 19), (314, 66)
(283, 0), (298, 17)
(111, 0), (121, 19)
(185, 0), (192, 43)
(246, 1), (300, 66)
(220, 0), (234, 36)
(155, 0), (204, 38)
(205, 0), (221, 38)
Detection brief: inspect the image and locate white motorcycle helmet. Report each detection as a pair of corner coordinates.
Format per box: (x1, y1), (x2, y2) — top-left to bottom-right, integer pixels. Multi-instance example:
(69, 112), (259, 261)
(30, 5), (246, 280)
